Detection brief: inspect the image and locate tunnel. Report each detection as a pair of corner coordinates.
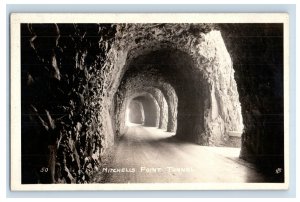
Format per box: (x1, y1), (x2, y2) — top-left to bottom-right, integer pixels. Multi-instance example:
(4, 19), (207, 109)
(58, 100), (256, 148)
(117, 49), (207, 143)
(20, 23), (284, 184)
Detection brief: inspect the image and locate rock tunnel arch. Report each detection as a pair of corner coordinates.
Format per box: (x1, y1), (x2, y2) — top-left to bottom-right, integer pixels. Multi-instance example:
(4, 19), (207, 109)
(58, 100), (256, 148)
(127, 87), (169, 130)
(20, 23), (282, 185)
(114, 75), (177, 137)
(104, 25), (243, 150)
(116, 48), (207, 144)
(113, 40), (243, 147)
(132, 94), (160, 127)
(117, 73), (178, 132)
(125, 91), (161, 127)
(142, 88), (169, 130)
(117, 86), (170, 135)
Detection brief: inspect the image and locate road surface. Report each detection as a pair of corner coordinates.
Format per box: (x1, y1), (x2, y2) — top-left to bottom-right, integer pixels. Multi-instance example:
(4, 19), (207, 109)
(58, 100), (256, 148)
(95, 124), (266, 183)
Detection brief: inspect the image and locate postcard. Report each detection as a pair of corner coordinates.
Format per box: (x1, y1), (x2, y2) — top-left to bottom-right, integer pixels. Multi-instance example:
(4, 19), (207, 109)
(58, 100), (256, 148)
(10, 13), (289, 190)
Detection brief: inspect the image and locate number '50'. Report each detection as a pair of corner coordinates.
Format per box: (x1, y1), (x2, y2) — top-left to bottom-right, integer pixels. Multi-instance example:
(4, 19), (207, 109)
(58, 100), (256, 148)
(40, 167), (48, 172)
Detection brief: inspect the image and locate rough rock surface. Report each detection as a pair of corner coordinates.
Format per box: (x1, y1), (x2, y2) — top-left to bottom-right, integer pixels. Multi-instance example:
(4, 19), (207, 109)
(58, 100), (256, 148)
(220, 24), (284, 181)
(21, 23), (117, 183)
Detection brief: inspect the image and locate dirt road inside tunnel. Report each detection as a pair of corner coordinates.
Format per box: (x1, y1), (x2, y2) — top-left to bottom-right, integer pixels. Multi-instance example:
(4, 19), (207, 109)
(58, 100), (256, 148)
(93, 125), (266, 183)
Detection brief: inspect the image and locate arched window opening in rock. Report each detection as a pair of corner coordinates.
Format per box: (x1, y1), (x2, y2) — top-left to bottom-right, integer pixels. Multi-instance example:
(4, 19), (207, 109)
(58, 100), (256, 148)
(125, 99), (144, 125)
(132, 94), (160, 127)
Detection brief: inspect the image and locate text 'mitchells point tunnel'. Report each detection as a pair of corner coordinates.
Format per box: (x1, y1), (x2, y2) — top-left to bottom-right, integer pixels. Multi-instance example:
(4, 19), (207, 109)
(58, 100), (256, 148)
(20, 23), (284, 184)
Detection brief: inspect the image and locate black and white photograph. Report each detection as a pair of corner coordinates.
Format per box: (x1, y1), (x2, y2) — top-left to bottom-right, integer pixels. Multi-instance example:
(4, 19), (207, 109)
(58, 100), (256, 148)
(10, 13), (289, 190)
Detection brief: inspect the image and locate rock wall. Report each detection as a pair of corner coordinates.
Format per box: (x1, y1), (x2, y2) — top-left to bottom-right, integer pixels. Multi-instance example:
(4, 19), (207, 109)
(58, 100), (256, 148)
(21, 23), (117, 183)
(220, 24), (284, 181)
(200, 30), (244, 146)
(158, 93), (169, 130)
